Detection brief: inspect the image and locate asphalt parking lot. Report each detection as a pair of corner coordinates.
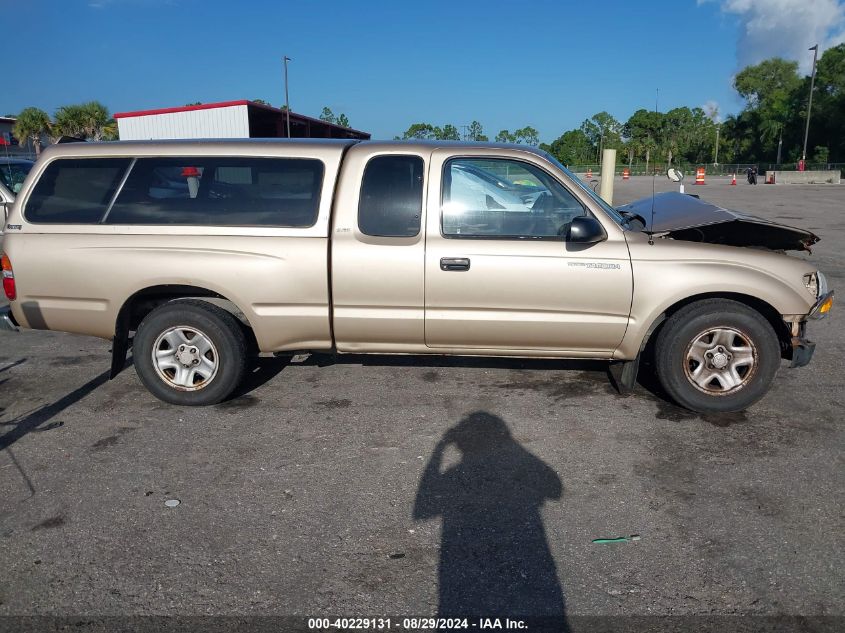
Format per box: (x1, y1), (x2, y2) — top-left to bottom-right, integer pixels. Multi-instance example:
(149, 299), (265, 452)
(0, 176), (842, 631)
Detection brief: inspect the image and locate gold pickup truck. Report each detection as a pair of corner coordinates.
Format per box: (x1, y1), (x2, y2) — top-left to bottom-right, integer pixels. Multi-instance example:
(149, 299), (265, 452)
(0, 140), (833, 413)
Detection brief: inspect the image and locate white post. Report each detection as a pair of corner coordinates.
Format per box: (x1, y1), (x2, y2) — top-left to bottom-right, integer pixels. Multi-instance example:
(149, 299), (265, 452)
(599, 148), (616, 205)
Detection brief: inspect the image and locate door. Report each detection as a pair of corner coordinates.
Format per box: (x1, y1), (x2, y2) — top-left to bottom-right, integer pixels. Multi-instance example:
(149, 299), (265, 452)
(331, 148), (429, 352)
(424, 150), (633, 354)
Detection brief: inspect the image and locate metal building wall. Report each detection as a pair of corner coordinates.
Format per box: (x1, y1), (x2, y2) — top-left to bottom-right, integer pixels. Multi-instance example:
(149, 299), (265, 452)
(117, 105), (250, 140)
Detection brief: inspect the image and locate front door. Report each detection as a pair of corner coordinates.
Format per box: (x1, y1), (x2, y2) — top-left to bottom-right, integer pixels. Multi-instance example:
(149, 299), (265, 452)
(424, 150), (632, 354)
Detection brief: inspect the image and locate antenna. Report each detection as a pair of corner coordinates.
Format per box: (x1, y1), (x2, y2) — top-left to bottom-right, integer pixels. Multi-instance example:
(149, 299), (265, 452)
(647, 88), (659, 246)
(647, 166), (656, 245)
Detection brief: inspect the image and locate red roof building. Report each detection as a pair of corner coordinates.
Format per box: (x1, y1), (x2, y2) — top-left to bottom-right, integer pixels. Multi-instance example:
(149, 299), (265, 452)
(114, 100), (370, 141)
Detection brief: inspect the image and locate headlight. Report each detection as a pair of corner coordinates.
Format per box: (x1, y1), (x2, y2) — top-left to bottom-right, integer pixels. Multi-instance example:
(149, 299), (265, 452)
(818, 271), (829, 296)
(804, 273), (818, 297)
(803, 271), (829, 298)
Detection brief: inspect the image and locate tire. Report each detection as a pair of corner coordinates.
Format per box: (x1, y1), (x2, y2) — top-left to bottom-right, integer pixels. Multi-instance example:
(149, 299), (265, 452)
(654, 299), (781, 414)
(133, 299), (247, 406)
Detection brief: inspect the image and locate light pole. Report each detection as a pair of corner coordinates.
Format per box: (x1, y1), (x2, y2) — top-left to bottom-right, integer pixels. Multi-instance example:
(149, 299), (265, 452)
(283, 56), (292, 138)
(713, 123), (720, 166)
(801, 44), (818, 165)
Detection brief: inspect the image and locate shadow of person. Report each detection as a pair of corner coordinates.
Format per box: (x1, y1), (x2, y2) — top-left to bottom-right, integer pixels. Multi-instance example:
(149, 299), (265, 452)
(413, 411), (569, 630)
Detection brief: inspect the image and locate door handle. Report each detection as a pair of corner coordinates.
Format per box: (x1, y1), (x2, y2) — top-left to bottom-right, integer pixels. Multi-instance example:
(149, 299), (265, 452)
(440, 257), (470, 271)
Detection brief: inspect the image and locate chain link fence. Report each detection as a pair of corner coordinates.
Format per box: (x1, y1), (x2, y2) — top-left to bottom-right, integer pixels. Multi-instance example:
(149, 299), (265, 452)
(567, 162), (845, 178)
(1, 150), (37, 162)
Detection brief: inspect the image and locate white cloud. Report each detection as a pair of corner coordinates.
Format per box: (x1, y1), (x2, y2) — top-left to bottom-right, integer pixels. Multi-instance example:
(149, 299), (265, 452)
(702, 100), (721, 122)
(701, 0), (845, 72)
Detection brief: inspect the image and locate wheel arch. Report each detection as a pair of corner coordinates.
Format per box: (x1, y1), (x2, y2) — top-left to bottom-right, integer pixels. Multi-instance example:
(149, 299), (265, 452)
(635, 292), (792, 361)
(110, 284), (256, 378)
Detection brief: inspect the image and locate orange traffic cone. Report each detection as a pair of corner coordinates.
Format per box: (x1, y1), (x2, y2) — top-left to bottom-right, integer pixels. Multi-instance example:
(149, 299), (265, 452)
(730, 174), (737, 185)
(586, 168), (593, 179)
(622, 168), (630, 180)
(694, 167), (706, 185)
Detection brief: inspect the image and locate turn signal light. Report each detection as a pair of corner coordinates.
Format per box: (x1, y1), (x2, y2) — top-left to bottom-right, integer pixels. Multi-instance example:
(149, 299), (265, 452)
(819, 296), (833, 315)
(1, 254), (15, 301)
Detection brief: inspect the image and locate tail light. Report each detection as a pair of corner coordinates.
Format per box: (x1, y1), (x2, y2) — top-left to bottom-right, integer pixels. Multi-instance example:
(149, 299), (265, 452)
(1, 254), (15, 301)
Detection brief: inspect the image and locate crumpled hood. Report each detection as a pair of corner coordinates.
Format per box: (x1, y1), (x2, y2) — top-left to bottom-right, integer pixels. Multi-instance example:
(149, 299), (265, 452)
(617, 191), (819, 252)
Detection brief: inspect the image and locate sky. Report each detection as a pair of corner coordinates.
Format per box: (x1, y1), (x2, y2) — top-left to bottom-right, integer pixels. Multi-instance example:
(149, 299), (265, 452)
(3, 0), (844, 142)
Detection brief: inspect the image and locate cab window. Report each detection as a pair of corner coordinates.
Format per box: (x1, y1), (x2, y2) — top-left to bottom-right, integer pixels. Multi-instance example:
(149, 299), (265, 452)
(441, 158), (585, 239)
(358, 155), (424, 237)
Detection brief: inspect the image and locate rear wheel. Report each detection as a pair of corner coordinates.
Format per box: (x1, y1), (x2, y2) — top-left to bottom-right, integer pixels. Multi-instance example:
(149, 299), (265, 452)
(654, 299), (781, 413)
(133, 299), (247, 406)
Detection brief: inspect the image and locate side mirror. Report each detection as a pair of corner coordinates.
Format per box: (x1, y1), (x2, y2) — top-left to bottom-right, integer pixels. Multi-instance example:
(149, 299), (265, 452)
(667, 168), (684, 182)
(568, 216), (606, 244)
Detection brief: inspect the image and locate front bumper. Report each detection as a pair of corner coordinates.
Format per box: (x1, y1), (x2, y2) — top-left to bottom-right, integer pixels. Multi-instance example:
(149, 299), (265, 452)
(790, 334), (816, 368)
(0, 305), (18, 332)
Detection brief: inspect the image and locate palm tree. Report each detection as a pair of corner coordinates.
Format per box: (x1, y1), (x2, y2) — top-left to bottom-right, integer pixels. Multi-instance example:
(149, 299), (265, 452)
(53, 104), (86, 139)
(80, 101), (111, 141)
(12, 107), (51, 156)
(53, 101), (113, 141)
(102, 118), (118, 141)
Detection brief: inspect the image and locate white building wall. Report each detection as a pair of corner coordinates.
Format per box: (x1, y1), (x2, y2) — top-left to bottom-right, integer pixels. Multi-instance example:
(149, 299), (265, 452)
(117, 105), (250, 140)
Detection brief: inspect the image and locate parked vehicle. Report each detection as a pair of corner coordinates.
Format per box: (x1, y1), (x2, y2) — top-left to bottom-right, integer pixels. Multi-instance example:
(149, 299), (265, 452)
(0, 157), (34, 194)
(0, 158), (34, 226)
(0, 140), (833, 413)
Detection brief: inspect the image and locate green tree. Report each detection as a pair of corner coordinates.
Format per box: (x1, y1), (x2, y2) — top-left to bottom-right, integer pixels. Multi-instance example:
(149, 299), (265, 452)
(81, 101), (113, 141)
(251, 99), (270, 106)
(319, 107), (336, 124)
(467, 120), (487, 141)
(440, 124), (460, 140)
(661, 107), (717, 165)
(624, 109), (663, 170)
(402, 123), (438, 139)
(812, 146), (829, 163)
(580, 111), (622, 157)
(811, 44), (845, 162)
(53, 101), (114, 141)
(495, 129), (514, 143)
(337, 113), (350, 128)
(12, 107), (51, 156)
(734, 58), (801, 159)
(720, 112), (757, 163)
(53, 104), (86, 139)
(513, 126), (540, 146)
(540, 129), (593, 165)
(496, 126), (538, 144)
(401, 122), (461, 140)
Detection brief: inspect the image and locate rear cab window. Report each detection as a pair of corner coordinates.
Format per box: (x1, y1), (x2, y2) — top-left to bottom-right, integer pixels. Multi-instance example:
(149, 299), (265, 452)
(24, 156), (324, 227)
(358, 155), (424, 237)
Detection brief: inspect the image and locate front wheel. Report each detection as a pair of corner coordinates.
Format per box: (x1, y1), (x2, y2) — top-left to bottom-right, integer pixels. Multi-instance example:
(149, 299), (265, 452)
(654, 299), (781, 413)
(133, 299), (247, 406)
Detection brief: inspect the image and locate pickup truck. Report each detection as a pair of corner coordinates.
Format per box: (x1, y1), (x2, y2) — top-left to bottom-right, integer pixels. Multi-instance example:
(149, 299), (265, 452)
(0, 139), (833, 413)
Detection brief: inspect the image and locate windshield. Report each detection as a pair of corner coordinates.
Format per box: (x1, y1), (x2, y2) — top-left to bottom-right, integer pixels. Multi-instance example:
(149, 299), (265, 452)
(538, 151), (627, 226)
(0, 161), (34, 193)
